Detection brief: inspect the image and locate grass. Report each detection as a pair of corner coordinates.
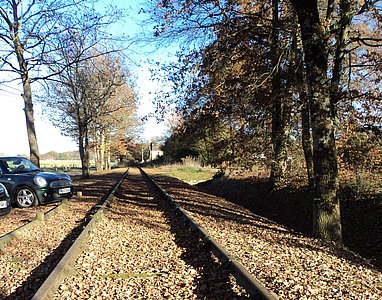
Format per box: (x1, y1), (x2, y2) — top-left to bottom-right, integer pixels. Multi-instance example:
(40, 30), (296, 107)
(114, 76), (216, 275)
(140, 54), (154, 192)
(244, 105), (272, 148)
(148, 164), (218, 184)
(40, 159), (95, 172)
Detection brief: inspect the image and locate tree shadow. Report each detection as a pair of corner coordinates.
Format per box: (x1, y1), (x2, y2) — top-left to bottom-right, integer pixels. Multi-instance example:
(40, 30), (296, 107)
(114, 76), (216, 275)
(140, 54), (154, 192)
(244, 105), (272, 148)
(150, 174), (382, 273)
(130, 173), (250, 299)
(4, 201), (100, 299)
(198, 176), (382, 271)
(3, 171), (125, 300)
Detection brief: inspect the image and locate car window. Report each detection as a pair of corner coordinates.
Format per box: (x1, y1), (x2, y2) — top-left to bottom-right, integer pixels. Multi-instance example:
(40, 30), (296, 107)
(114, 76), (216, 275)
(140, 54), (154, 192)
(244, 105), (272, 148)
(3, 158), (39, 173)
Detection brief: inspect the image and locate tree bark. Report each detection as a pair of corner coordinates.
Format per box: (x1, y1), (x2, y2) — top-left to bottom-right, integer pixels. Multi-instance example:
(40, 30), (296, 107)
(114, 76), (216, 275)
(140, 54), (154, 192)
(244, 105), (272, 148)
(270, 0), (288, 188)
(105, 134), (111, 171)
(292, 0), (342, 244)
(301, 93), (314, 192)
(100, 130), (105, 171)
(79, 126), (90, 178)
(293, 19), (314, 193)
(13, 29), (40, 166)
(21, 76), (40, 167)
(330, 0), (355, 118)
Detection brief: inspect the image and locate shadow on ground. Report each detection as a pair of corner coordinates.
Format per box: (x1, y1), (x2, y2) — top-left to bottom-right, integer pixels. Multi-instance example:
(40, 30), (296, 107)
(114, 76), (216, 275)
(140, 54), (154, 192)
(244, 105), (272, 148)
(137, 173), (250, 299)
(3, 171), (124, 300)
(196, 176), (382, 271)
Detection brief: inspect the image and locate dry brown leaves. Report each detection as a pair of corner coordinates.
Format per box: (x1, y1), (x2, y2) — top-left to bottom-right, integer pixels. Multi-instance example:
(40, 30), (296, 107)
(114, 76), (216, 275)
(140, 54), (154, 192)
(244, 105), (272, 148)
(55, 168), (248, 299)
(145, 169), (382, 300)
(0, 204), (59, 237)
(0, 170), (125, 299)
(2, 167), (380, 299)
(0, 198), (96, 299)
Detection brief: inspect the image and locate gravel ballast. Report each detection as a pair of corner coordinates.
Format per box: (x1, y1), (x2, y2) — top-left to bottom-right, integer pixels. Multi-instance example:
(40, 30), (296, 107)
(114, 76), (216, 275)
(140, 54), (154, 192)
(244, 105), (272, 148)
(144, 169), (382, 300)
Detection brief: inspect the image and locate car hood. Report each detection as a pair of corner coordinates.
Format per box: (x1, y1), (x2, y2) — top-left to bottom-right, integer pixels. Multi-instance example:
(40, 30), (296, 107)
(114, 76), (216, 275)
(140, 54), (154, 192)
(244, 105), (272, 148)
(28, 171), (71, 181)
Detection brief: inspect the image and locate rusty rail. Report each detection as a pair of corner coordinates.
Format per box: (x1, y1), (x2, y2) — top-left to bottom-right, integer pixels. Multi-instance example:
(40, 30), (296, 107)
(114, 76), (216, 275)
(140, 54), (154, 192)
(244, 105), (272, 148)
(139, 167), (278, 300)
(31, 168), (129, 300)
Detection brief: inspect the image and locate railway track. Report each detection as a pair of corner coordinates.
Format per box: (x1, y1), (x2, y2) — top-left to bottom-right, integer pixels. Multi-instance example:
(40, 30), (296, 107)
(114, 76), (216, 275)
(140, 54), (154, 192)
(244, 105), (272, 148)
(2, 167), (381, 299)
(0, 169), (128, 300)
(36, 167), (276, 299)
(0, 167), (277, 299)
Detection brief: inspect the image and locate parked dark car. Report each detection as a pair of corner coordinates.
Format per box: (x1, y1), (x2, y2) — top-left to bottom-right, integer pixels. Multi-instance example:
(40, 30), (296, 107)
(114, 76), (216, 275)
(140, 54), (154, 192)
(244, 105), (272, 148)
(0, 156), (74, 208)
(0, 182), (11, 217)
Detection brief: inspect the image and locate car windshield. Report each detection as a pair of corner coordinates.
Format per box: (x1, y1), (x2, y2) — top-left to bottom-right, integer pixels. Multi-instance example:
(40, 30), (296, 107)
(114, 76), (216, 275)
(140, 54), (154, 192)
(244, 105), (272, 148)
(1, 158), (40, 174)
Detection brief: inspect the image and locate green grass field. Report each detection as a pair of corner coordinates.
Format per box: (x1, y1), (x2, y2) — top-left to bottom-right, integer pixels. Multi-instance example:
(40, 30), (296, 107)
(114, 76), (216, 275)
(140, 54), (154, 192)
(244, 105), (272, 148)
(40, 159), (95, 172)
(148, 164), (218, 184)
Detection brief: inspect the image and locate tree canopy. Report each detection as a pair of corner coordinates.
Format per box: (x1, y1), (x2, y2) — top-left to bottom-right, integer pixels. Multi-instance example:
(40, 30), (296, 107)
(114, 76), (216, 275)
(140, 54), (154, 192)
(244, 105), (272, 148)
(148, 0), (382, 243)
(0, 0), (122, 166)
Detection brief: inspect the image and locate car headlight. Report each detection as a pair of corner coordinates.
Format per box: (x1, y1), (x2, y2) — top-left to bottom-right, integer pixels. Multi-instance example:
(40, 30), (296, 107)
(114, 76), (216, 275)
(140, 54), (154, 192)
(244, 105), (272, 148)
(34, 176), (48, 187)
(0, 183), (9, 197)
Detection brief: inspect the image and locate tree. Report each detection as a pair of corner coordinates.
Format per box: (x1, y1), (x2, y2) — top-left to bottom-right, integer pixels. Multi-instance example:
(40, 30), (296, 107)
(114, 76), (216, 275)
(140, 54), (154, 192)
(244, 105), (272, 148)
(0, 0), (120, 166)
(151, 1), (275, 167)
(40, 27), (137, 177)
(89, 58), (138, 171)
(290, 0), (382, 243)
(151, 0), (297, 179)
(269, 0), (294, 187)
(149, 0), (382, 243)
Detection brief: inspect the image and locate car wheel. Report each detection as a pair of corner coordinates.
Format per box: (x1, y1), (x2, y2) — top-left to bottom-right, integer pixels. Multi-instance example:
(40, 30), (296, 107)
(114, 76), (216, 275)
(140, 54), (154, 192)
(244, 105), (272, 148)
(14, 187), (38, 208)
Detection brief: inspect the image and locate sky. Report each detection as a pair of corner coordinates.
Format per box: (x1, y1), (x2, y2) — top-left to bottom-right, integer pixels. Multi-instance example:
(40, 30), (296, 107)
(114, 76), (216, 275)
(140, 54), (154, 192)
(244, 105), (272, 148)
(0, 1), (170, 156)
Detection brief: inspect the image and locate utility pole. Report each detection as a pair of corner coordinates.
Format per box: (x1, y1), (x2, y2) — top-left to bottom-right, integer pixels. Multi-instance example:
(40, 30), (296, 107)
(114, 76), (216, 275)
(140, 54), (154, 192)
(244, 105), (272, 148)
(149, 142), (153, 162)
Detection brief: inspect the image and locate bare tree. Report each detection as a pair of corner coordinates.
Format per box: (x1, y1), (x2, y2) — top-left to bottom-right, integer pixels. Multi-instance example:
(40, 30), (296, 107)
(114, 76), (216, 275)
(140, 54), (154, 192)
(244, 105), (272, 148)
(88, 54), (138, 172)
(0, 0), (120, 166)
(40, 30), (137, 178)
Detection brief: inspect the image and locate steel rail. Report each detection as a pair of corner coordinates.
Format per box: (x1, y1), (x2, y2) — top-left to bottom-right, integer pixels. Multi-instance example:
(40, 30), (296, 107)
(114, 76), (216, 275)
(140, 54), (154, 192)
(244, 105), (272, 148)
(139, 167), (278, 300)
(31, 168), (130, 300)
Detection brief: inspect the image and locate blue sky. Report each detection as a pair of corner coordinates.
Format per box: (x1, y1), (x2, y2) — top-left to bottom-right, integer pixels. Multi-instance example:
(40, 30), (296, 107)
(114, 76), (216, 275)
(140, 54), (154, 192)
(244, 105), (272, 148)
(0, 0), (171, 155)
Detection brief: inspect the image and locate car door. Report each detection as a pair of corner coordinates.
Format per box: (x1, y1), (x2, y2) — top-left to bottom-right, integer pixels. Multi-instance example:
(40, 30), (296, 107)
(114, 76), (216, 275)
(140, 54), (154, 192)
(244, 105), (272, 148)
(0, 162), (16, 198)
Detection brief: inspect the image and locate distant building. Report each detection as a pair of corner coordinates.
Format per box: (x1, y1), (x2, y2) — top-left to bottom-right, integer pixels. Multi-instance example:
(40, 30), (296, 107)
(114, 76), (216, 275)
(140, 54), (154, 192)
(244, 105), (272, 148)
(149, 143), (163, 161)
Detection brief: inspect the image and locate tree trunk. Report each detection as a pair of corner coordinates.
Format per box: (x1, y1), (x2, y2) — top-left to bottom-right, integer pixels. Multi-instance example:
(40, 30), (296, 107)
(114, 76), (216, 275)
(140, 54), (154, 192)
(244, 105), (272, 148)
(83, 129), (90, 177)
(22, 78), (40, 167)
(105, 146), (111, 171)
(270, 0), (287, 188)
(79, 126), (90, 178)
(94, 146), (99, 171)
(94, 128), (101, 171)
(293, 23), (314, 193)
(100, 131), (105, 171)
(292, 0), (342, 244)
(301, 93), (314, 192)
(14, 35), (40, 166)
(104, 134), (111, 170)
(329, 0), (355, 118)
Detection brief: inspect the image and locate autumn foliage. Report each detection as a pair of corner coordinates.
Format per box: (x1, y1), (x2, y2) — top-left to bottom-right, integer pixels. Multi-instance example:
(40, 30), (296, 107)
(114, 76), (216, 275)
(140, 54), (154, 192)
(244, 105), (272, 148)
(149, 0), (382, 242)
